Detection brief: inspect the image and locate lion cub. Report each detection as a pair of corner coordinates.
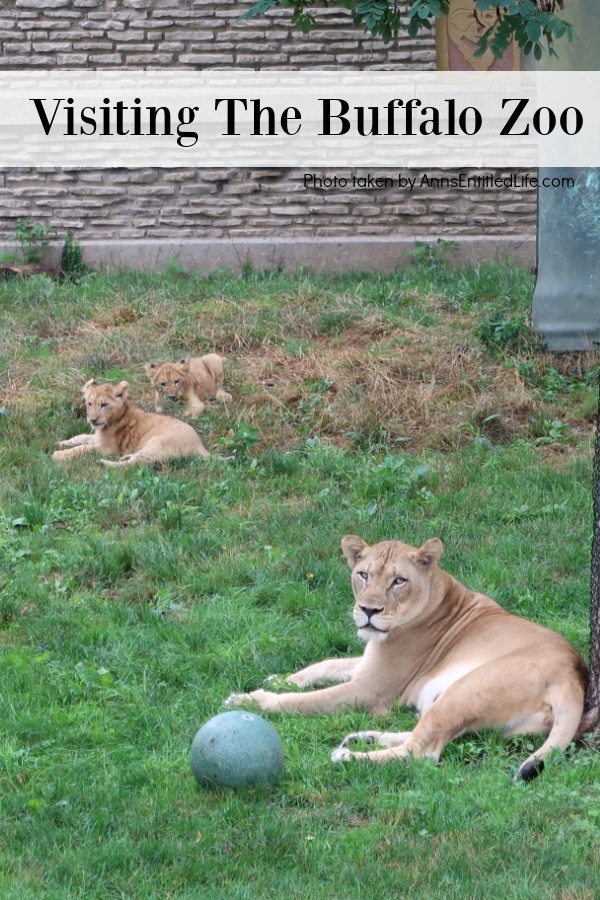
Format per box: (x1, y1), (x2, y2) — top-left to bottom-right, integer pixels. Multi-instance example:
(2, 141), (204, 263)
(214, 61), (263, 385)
(144, 354), (231, 417)
(53, 379), (210, 467)
(226, 535), (589, 781)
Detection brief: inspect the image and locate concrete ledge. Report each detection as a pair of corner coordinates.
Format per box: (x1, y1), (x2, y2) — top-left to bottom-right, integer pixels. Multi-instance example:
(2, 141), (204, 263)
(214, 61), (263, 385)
(2, 235), (536, 274)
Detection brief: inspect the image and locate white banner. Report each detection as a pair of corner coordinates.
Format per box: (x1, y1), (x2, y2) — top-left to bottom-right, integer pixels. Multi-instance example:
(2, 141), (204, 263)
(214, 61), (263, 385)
(0, 70), (595, 168)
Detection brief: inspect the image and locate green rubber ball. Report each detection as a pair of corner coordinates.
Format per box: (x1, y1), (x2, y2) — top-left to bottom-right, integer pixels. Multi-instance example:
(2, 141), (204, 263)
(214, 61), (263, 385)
(190, 710), (284, 789)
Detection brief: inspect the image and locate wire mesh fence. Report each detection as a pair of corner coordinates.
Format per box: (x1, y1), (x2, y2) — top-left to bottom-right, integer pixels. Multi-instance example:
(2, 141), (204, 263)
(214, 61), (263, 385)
(584, 384), (600, 733)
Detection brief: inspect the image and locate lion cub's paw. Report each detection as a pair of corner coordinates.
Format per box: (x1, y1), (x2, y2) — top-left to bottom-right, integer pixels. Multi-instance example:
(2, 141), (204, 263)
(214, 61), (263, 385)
(52, 449), (69, 461)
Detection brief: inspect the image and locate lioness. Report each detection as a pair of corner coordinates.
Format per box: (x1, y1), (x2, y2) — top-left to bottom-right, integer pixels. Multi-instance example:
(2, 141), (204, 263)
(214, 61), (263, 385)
(53, 379), (210, 466)
(226, 535), (588, 781)
(144, 354), (231, 417)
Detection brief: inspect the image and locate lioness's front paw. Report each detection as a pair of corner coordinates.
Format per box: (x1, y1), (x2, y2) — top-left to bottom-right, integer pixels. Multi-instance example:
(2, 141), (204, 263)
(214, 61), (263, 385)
(331, 746), (353, 763)
(223, 692), (254, 709)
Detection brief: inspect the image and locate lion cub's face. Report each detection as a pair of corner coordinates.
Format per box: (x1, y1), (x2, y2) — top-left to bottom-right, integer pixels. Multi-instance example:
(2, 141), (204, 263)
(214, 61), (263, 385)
(82, 379), (129, 429)
(342, 535), (443, 643)
(144, 360), (190, 401)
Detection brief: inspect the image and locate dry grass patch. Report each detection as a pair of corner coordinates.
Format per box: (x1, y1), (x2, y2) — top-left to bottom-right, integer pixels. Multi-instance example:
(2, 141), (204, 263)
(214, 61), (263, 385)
(1, 269), (597, 455)
(228, 325), (544, 451)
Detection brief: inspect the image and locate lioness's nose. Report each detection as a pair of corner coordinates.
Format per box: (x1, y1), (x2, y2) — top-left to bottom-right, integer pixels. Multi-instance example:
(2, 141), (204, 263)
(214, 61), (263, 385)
(359, 604), (384, 620)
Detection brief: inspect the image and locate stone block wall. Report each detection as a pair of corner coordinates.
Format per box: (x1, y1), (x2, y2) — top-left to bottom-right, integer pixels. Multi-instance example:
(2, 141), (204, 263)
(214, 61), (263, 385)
(0, 1), (536, 270)
(2, 0), (436, 70)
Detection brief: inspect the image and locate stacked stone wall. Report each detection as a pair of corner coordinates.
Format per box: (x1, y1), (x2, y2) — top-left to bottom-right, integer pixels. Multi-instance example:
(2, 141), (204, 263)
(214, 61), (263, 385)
(0, 1), (535, 267)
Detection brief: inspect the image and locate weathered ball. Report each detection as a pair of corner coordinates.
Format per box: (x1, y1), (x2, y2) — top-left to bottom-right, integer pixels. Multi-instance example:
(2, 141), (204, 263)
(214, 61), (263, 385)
(190, 710), (284, 789)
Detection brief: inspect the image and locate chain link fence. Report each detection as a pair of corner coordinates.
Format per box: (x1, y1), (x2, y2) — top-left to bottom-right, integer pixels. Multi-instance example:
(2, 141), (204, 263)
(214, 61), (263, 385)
(583, 388), (600, 733)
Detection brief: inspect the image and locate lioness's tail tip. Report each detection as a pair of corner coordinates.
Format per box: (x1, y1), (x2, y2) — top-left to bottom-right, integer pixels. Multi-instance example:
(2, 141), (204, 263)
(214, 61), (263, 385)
(515, 757), (545, 783)
(576, 706), (599, 738)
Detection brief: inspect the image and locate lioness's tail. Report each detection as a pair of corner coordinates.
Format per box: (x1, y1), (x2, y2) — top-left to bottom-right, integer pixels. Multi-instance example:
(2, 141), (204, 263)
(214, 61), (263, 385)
(516, 681), (585, 782)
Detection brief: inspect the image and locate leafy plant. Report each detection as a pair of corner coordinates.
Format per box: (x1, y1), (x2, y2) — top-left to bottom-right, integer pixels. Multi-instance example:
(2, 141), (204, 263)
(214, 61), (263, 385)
(161, 253), (194, 279)
(5, 218), (56, 265)
(217, 423), (261, 460)
(527, 415), (571, 444)
(60, 230), (93, 282)
(476, 310), (533, 352)
(409, 238), (458, 273)
(241, 0), (572, 55)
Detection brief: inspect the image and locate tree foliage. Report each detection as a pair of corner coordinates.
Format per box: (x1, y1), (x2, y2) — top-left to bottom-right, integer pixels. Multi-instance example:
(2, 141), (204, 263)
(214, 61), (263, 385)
(241, 0), (572, 59)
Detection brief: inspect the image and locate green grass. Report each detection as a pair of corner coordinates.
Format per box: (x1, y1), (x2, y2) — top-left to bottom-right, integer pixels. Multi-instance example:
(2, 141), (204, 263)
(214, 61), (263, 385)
(0, 260), (599, 898)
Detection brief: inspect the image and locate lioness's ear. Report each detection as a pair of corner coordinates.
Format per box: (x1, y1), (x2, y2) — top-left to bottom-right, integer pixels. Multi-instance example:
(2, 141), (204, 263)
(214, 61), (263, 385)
(342, 535), (370, 567)
(412, 538), (443, 569)
(114, 380), (129, 399)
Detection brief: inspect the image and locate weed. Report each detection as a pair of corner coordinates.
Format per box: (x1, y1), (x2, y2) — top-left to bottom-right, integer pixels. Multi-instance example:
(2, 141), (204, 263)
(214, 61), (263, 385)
(408, 238), (458, 272)
(527, 416), (572, 445)
(60, 230), (94, 282)
(476, 310), (535, 352)
(5, 218), (56, 265)
(217, 423), (261, 460)
(160, 253), (195, 279)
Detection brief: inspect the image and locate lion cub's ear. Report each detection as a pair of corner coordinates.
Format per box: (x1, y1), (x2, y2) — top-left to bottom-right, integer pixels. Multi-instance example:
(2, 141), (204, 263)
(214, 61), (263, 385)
(144, 363), (158, 378)
(341, 535), (370, 567)
(114, 380), (129, 399)
(82, 378), (97, 395)
(412, 538), (443, 569)
(179, 357), (190, 374)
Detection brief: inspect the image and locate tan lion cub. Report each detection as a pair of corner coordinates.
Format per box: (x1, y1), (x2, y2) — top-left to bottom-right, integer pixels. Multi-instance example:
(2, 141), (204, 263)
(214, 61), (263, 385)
(53, 379), (210, 467)
(226, 535), (589, 781)
(144, 354), (231, 417)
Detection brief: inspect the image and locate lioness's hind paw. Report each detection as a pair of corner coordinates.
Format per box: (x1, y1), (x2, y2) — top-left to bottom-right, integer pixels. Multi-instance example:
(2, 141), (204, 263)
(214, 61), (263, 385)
(263, 674), (286, 689)
(340, 731), (379, 748)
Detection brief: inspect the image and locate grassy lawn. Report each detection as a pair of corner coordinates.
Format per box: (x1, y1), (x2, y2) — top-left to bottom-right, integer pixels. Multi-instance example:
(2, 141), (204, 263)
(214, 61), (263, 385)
(1, 254), (599, 898)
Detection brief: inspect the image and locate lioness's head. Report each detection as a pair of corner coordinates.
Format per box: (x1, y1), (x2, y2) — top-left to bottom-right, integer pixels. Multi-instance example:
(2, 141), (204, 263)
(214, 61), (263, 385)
(342, 535), (444, 643)
(144, 359), (190, 400)
(82, 379), (129, 429)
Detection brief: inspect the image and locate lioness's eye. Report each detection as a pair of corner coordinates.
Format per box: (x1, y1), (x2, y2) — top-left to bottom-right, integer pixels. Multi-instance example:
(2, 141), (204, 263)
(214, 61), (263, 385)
(392, 577), (406, 587)
(357, 571), (369, 582)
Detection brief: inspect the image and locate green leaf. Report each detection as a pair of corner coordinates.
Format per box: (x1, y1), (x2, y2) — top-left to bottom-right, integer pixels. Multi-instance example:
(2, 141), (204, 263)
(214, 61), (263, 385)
(526, 20), (542, 43)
